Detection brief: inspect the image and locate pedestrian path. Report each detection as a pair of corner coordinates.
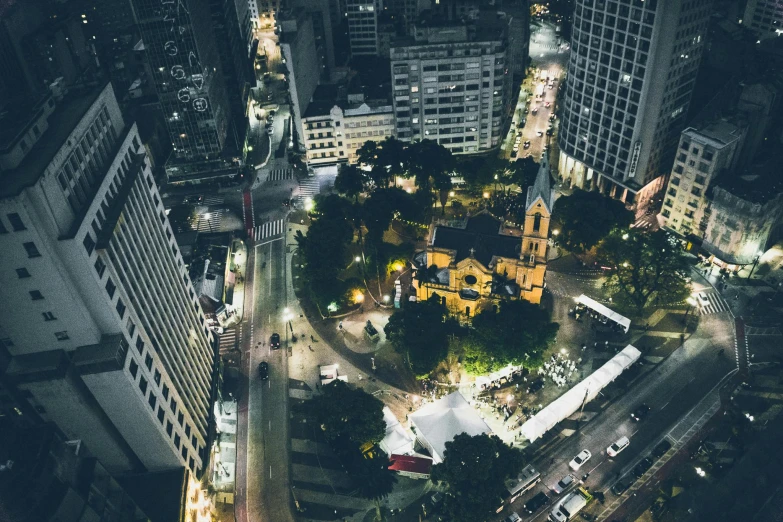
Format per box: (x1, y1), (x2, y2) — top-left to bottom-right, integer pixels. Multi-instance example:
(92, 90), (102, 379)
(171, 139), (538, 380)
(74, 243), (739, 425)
(695, 291), (730, 315)
(202, 194), (224, 206)
(218, 328), (237, 354)
(254, 218), (285, 241)
(266, 168), (293, 182)
(297, 177), (320, 201)
(193, 209), (223, 232)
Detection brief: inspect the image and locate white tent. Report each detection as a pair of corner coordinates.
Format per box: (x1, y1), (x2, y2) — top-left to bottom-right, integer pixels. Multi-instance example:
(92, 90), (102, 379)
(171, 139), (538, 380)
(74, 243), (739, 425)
(380, 407), (415, 456)
(409, 392), (492, 463)
(520, 345), (641, 442)
(575, 294), (632, 333)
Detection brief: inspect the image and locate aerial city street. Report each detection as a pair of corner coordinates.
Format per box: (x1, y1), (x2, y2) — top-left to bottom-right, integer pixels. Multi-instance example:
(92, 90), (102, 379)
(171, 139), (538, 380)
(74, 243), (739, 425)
(1, 0), (783, 522)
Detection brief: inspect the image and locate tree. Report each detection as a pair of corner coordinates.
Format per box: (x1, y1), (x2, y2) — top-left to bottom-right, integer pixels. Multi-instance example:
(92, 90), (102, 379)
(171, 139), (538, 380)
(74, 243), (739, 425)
(431, 433), (525, 522)
(384, 297), (452, 377)
(405, 139), (456, 192)
(303, 380), (386, 445)
(354, 452), (398, 521)
(464, 300), (558, 374)
(598, 229), (691, 314)
(507, 157), (539, 190)
(553, 189), (634, 254)
(334, 164), (366, 201)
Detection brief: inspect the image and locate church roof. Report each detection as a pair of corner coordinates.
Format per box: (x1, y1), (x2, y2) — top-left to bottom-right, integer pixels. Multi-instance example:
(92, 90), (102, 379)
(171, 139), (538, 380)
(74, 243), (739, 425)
(526, 154), (554, 213)
(430, 212), (520, 268)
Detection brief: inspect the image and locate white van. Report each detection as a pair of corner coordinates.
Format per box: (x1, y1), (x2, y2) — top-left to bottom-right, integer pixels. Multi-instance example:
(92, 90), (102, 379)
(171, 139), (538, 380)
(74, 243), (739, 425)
(607, 436), (630, 457)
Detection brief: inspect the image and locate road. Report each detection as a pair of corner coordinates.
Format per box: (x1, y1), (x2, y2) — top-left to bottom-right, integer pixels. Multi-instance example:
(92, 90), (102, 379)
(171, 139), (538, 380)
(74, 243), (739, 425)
(237, 231), (296, 522)
(498, 309), (736, 521)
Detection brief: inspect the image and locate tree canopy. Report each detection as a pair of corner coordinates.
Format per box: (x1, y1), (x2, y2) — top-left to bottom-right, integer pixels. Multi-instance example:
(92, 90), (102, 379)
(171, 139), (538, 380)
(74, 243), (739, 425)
(552, 189), (634, 254)
(334, 164), (367, 201)
(354, 452), (398, 521)
(507, 157), (539, 190)
(598, 229), (691, 314)
(431, 433), (525, 522)
(384, 297), (453, 377)
(462, 300), (559, 374)
(303, 380), (386, 445)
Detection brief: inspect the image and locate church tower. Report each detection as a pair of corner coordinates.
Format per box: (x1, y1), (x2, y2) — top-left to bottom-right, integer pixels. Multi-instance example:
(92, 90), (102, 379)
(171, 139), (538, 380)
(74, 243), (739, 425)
(518, 155), (554, 303)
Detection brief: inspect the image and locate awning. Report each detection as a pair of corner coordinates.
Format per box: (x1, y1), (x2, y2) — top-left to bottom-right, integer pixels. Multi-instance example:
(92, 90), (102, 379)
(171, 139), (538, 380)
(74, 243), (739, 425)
(575, 294), (631, 333)
(519, 345), (641, 442)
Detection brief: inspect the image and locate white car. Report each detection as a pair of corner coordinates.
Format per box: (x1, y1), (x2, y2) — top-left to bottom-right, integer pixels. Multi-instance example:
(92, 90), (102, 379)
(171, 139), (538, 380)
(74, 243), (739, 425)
(569, 449), (592, 470)
(607, 436), (630, 457)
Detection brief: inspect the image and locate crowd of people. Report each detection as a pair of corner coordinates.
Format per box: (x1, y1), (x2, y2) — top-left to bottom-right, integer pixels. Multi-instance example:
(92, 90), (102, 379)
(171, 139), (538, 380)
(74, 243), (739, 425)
(538, 352), (578, 387)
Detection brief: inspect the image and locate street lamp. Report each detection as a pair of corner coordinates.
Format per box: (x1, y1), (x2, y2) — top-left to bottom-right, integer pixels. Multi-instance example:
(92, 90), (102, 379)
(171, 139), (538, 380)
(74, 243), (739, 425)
(684, 296), (697, 324)
(383, 295), (390, 303)
(355, 256), (361, 263)
(747, 250), (764, 279)
(622, 233), (629, 240)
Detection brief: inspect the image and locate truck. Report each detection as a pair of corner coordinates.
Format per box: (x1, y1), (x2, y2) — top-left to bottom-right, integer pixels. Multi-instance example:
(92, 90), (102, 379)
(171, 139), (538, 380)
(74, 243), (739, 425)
(548, 487), (592, 522)
(494, 464), (541, 512)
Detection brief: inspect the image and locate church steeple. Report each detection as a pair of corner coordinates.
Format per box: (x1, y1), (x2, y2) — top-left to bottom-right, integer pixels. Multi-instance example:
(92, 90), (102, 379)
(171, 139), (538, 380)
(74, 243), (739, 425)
(525, 154), (554, 214)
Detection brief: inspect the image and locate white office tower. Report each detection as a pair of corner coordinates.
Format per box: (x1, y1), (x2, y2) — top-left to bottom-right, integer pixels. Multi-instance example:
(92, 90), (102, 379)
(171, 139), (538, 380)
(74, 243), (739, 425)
(391, 19), (512, 154)
(557, 0), (712, 213)
(743, 0), (783, 40)
(0, 82), (216, 476)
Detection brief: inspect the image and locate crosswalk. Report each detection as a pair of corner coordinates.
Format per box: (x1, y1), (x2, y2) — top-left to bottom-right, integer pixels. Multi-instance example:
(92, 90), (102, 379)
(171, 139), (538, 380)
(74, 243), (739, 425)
(695, 291), (730, 315)
(266, 168), (293, 182)
(297, 177), (320, 201)
(202, 195), (224, 206)
(217, 328), (237, 353)
(254, 218), (285, 241)
(193, 210), (222, 232)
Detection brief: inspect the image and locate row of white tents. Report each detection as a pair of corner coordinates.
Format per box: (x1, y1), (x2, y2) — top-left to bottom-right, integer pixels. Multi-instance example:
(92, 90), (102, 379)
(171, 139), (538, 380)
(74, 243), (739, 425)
(519, 345), (641, 442)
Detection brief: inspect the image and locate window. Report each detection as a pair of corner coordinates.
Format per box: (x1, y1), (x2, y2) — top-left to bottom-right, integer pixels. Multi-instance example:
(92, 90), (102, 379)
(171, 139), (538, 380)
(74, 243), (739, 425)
(7, 213), (25, 231)
(154, 369), (161, 386)
(23, 242), (41, 258)
(94, 257), (106, 277)
(139, 376), (148, 394)
(162, 384), (169, 400)
(30, 290), (44, 300)
(116, 298), (126, 318)
(178, 412), (184, 426)
(135, 337), (144, 353)
(185, 425), (191, 437)
(174, 434), (181, 448)
(181, 447), (188, 459)
(16, 268), (30, 278)
(157, 406), (165, 423)
(83, 234), (95, 255)
(42, 312), (56, 321)
(166, 420), (174, 436)
(145, 353), (153, 370)
(55, 331), (69, 341)
(170, 398), (177, 414)
(148, 393), (156, 410)
(106, 278), (116, 298)
(129, 359), (139, 378)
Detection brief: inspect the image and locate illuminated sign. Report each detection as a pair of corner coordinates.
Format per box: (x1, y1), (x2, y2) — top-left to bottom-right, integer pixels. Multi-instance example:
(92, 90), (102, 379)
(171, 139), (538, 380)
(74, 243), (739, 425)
(628, 140), (642, 177)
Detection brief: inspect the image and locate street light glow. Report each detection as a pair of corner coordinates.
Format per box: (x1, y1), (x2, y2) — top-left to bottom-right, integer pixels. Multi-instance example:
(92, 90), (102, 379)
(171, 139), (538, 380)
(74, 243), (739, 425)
(622, 233), (629, 240)
(355, 256), (361, 262)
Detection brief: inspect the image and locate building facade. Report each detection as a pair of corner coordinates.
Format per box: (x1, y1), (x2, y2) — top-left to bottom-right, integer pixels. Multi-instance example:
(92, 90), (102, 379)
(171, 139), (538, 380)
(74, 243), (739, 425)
(742, 0), (783, 40)
(131, 0), (237, 182)
(0, 83), (215, 477)
(414, 158), (553, 318)
(557, 0), (712, 213)
(390, 22), (512, 155)
(660, 121), (744, 237)
(346, 0), (382, 56)
(302, 101), (395, 165)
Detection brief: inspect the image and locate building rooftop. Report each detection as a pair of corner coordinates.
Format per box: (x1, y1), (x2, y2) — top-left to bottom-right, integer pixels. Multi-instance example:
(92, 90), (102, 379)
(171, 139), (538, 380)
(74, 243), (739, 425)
(0, 82), (108, 200)
(712, 152), (783, 204)
(430, 212), (520, 268)
(682, 120), (743, 149)
(117, 468), (188, 522)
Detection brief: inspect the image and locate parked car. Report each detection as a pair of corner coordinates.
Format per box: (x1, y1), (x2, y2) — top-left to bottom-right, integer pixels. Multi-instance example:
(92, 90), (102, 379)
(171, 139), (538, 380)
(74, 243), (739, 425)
(546, 128), (554, 136)
(536, 130), (544, 137)
(632, 457), (654, 478)
(258, 361), (269, 380)
(552, 474), (575, 495)
(611, 474), (636, 495)
(270, 333), (281, 349)
(523, 140), (531, 149)
(524, 492), (549, 514)
(503, 513), (522, 522)
(652, 440), (672, 459)
(607, 436), (630, 457)
(569, 450), (592, 471)
(511, 149), (518, 158)
(631, 403), (651, 422)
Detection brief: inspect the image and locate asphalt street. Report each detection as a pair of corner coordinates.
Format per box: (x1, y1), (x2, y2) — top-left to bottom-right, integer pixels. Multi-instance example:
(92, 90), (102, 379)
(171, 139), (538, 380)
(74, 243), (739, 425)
(498, 310), (736, 521)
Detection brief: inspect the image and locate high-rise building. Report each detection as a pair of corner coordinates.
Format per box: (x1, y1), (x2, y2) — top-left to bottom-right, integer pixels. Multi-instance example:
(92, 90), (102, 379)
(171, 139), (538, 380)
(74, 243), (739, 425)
(130, 0), (240, 184)
(390, 19), (512, 155)
(659, 120), (744, 237)
(346, 0), (383, 56)
(0, 82), (216, 476)
(557, 0), (712, 213)
(742, 0), (783, 40)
